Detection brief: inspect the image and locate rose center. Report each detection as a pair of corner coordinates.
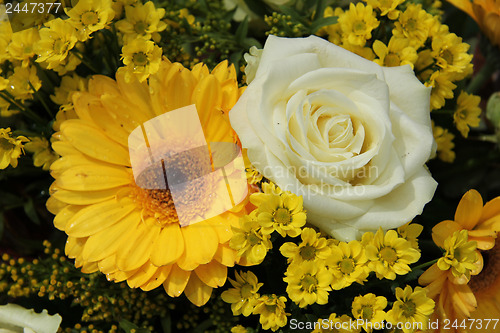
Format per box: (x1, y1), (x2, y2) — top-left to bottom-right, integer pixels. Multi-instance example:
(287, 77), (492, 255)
(339, 258), (355, 274)
(380, 247), (398, 264)
(299, 245), (316, 260)
(273, 208), (291, 225)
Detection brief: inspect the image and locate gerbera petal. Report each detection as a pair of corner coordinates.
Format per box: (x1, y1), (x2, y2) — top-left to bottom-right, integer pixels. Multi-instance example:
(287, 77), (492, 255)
(81, 261), (99, 274)
(126, 261), (160, 288)
(455, 189), (483, 230)
(163, 264), (191, 298)
(65, 199), (136, 237)
(81, 210), (142, 262)
(65, 236), (87, 259)
(54, 205), (84, 231)
(480, 196), (500, 222)
(150, 223), (184, 267)
(194, 260), (227, 288)
(140, 265), (172, 291)
(52, 187), (121, 205)
(177, 223), (219, 271)
(184, 272), (213, 307)
(46, 196), (67, 215)
(56, 164), (131, 191)
(98, 254), (118, 275)
(214, 243), (237, 267)
(61, 120), (131, 166)
(432, 220), (461, 248)
(116, 219), (161, 271)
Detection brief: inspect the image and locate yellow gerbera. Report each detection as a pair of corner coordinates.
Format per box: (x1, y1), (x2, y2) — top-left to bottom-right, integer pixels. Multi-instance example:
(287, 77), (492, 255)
(46, 58), (253, 306)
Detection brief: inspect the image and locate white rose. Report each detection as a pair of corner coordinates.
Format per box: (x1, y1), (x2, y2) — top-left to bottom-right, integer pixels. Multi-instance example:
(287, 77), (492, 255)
(229, 35), (437, 241)
(0, 304), (62, 333)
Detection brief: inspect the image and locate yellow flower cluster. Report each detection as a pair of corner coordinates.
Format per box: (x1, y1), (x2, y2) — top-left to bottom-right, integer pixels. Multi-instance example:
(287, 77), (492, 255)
(0, 127), (29, 169)
(321, 0), (474, 112)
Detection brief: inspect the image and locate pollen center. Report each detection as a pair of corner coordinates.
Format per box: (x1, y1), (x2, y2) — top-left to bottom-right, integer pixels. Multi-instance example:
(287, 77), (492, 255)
(81, 11), (99, 26)
(299, 245), (316, 260)
(339, 258), (355, 274)
(273, 208), (291, 225)
(300, 274), (318, 292)
(133, 52), (149, 67)
(401, 300), (417, 317)
(380, 247), (398, 264)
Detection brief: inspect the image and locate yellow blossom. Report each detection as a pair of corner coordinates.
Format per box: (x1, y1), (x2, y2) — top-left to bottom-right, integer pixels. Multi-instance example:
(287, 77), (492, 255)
(338, 3), (380, 47)
(0, 128), (29, 169)
(0, 19), (13, 63)
(253, 294), (289, 332)
(397, 222), (424, 250)
(437, 230), (479, 280)
(34, 18), (78, 69)
(230, 212), (272, 265)
(365, 0), (405, 20)
(115, 1), (167, 42)
(249, 181), (282, 206)
(432, 121), (456, 163)
(50, 74), (88, 132)
(221, 270), (263, 316)
(279, 227), (331, 264)
(351, 293), (387, 333)
(364, 228), (421, 280)
(256, 190), (306, 238)
(231, 326), (248, 333)
(121, 39), (162, 82)
(312, 313), (361, 333)
(24, 137), (58, 171)
(393, 4), (434, 48)
(7, 28), (40, 67)
(425, 71), (457, 110)
(386, 286), (435, 333)
(373, 37), (418, 68)
(6, 66), (42, 101)
(66, 0), (115, 41)
(327, 240), (369, 289)
(431, 32), (473, 75)
(454, 91), (482, 138)
(284, 261), (332, 307)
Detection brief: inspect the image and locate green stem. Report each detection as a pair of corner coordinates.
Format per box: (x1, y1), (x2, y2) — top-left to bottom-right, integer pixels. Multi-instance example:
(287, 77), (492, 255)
(0, 91), (46, 124)
(412, 258), (439, 271)
(71, 50), (99, 73)
(467, 58), (497, 94)
(28, 81), (54, 118)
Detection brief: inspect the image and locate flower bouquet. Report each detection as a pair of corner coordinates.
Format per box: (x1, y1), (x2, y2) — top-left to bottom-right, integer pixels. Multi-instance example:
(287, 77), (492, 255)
(1, 0), (500, 332)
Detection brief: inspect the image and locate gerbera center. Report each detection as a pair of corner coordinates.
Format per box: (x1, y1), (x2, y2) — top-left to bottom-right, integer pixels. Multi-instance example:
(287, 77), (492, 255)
(299, 245), (316, 260)
(339, 258), (355, 274)
(273, 208), (292, 225)
(400, 300), (417, 318)
(380, 247), (398, 264)
(81, 11), (99, 26)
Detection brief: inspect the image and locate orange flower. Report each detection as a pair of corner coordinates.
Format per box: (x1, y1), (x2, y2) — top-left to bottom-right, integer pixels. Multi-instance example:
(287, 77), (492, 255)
(447, 0), (500, 47)
(419, 190), (500, 332)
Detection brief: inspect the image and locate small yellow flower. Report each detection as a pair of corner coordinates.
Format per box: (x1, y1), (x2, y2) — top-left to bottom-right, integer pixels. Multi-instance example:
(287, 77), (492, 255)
(115, 1), (167, 42)
(338, 3), (380, 47)
(24, 137), (58, 171)
(397, 222), (424, 250)
(243, 152), (262, 185)
(0, 70), (8, 91)
(230, 325), (248, 333)
(373, 37), (418, 68)
(431, 32), (473, 75)
(256, 191), (306, 238)
(432, 121), (456, 163)
(364, 228), (421, 280)
(120, 39), (162, 82)
(386, 286), (435, 333)
(312, 313), (361, 333)
(34, 18), (78, 70)
(7, 28), (40, 67)
(393, 4), (434, 48)
(249, 181), (282, 206)
(425, 70), (457, 110)
(230, 212), (272, 265)
(0, 128), (29, 169)
(279, 227), (331, 264)
(6, 66), (42, 101)
(365, 0), (405, 20)
(437, 230), (479, 280)
(253, 294), (289, 332)
(327, 240), (369, 290)
(351, 293), (387, 333)
(284, 261), (332, 307)
(221, 270), (263, 316)
(66, 0), (115, 41)
(0, 20), (13, 64)
(454, 91), (482, 138)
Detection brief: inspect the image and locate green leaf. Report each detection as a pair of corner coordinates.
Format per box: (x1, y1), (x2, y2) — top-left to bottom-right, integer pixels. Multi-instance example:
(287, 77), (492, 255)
(160, 313), (172, 333)
(314, 0), (326, 20)
(119, 319), (151, 333)
(308, 16), (338, 34)
(279, 5), (307, 24)
(235, 16), (249, 45)
(0, 190), (23, 206)
(23, 199), (40, 225)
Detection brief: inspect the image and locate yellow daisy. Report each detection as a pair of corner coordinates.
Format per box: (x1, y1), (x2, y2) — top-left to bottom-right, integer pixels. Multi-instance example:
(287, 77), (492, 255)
(351, 293), (387, 333)
(221, 270), (263, 316)
(386, 286), (435, 333)
(34, 18), (78, 70)
(432, 121), (456, 163)
(279, 227), (331, 264)
(253, 294), (289, 332)
(284, 261), (333, 308)
(47, 58), (252, 306)
(425, 70), (457, 110)
(397, 222), (424, 250)
(7, 27), (40, 67)
(364, 228), (421, 280)
(5, 65), (42, 101)
(115, 1), (167, 43)
(312, 313), (361, 333)
(327, 240), (369, 290)
(338, 3), (380, 47)
(393, 4), (434, 48)
(65, 0), (115, 41)
(365, 0), (405, 20)
(431, 32), (473, 75)
(25, 137), (59, 171)
(120, 39), (162, 82)
(0, 128), (29, 169)
(230, 212), (272, 266)
(372, 37), (418, 68)
(454, 91), (482, 138)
